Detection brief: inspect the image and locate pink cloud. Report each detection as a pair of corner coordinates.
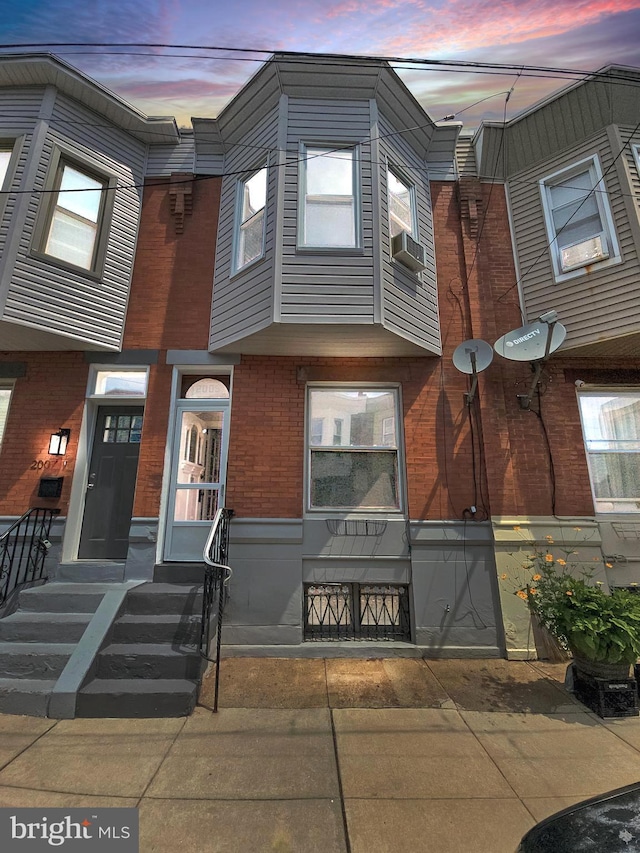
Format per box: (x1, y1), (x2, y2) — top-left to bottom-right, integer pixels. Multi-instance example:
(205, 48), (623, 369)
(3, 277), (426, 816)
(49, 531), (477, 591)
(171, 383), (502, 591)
(321, 0), (409, 20)
(361, 0), (640, 55)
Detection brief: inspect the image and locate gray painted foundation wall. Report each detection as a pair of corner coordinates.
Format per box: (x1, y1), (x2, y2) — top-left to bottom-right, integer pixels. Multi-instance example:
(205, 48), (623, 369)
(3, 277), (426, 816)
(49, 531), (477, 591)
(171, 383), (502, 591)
(222, 517), (503, 655)
(4, 513), (503, 656)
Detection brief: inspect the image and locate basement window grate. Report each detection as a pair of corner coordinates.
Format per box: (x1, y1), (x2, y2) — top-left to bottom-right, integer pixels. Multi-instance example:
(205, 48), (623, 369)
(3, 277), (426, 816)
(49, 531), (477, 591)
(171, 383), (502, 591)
(304, 583), (411, 642)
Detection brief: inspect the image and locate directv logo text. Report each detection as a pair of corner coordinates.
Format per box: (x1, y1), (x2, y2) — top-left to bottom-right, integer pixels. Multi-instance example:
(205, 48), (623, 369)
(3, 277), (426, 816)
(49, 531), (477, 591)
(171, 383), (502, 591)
(505, 328), (541, 347)
(1, 808), (138, 851)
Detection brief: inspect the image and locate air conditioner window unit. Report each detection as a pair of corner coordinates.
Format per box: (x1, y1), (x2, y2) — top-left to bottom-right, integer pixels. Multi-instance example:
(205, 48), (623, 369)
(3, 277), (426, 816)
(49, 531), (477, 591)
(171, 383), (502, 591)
(391, 231), (427, 272)
(560, 234), (608, 272)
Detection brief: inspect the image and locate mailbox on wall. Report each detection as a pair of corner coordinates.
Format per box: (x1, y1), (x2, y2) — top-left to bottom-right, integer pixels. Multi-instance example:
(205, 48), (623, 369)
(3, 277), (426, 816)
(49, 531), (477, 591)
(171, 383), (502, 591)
(37, 477), (64, 499)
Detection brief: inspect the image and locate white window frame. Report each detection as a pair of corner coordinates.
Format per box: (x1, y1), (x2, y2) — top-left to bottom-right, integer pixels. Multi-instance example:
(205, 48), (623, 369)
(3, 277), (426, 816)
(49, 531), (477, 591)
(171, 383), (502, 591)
(539, 155), (620, 283)
(233, 164), (268, 274)
(305, 384), (403, 513)
(387, 166), (417, 240)
(633, 144), (640, 184)
(298, 143), (361, 250)
(86, 366), (150, 401)
(0, 135), (24, 222)
(577, 389), (640, 515)
(34, 148), (115, 276)
(0, 381), (15, 451)
(0, 145), (13, 190)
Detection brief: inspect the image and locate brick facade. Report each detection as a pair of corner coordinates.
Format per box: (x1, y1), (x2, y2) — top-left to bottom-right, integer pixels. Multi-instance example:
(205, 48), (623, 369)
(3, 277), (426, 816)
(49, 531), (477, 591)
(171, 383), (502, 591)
(1, 176), (630, 528)
(0, 352), (87, 515)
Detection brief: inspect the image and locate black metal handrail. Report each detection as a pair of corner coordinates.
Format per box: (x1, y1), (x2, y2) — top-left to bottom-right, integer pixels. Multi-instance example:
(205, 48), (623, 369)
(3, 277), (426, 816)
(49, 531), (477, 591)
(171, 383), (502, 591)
(0, 507), (60, 608)
(200, 507), (234, 712)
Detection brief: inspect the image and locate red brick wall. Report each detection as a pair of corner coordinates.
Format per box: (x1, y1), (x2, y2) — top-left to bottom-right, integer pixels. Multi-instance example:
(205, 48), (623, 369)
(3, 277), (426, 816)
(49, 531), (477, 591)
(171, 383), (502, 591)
(124, 174), (221, 517)
(225, 354), (482, 521)
(0, 353), (88, 515)
(123, 175), (220, 351)
(435, 179), (630, 519)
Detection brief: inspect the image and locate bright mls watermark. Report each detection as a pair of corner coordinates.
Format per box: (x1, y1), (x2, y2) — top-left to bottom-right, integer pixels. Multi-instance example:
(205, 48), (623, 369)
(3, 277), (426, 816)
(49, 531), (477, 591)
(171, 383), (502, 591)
(0, 809), (138, 851)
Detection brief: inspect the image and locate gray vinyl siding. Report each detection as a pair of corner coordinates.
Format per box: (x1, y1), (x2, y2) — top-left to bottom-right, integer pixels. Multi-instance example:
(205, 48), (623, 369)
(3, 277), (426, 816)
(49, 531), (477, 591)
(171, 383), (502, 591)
(621, 124), (640, 225)
(3, 93), (146, 349)
(195, 151), (224, 175)
(280, 97), (375, 322)
(209, 107), (279, 349)
(146, 135), (195, 176)
(456, 134), (477, 178)
(503, 80), (615, 176)
(379, 115), (440, 352)
(0, 88), (42, 256)
(507, 127), (640, 351)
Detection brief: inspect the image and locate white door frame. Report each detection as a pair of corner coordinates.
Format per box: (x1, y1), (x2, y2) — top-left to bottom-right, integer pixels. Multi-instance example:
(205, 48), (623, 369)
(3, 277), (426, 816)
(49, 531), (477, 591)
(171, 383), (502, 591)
(163, 397), (231, 561)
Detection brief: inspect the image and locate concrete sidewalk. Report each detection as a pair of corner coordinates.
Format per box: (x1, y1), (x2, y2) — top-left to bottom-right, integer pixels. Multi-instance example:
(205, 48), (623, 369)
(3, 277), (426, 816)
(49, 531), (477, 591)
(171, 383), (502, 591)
(1, 658), (640, 851)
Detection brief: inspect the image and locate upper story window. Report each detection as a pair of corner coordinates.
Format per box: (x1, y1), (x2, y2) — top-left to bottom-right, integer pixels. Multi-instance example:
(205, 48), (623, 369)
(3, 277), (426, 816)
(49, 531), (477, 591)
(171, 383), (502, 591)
(235, 166), (267, 272)
(37, 152), (113, 274)
(578, 391), (640, 514)
(307, 387), (401, 511)
(300, 146), (359, 249)
(540, 156), (620, 281)
(388, 169), (416, 238)
(0, 145), (12, 189)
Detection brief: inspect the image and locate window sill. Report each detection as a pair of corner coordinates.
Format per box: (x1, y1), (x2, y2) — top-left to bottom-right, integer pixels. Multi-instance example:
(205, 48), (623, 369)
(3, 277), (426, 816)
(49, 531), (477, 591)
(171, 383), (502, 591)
(229, 253), (266, 281)
(29, 250), (103, 282)
(304, 508), (405, 517)
(296, 246), (364, 256)
(551, 253), (623, 284)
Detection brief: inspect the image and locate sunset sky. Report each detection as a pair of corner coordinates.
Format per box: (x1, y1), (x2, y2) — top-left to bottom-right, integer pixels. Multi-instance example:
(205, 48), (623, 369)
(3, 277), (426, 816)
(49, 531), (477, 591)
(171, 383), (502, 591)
(2, 0), (640, 128)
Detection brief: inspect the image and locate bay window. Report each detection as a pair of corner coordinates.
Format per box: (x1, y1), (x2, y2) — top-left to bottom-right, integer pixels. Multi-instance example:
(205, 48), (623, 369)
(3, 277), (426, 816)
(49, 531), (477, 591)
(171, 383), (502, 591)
(38, 152), (113, 273)
(307, 388), (401, 510)
(0, 145), (12, 189)
(235, 165), (267, 271)
(388, 168), (416, 238)
(300, 145), (359, 248)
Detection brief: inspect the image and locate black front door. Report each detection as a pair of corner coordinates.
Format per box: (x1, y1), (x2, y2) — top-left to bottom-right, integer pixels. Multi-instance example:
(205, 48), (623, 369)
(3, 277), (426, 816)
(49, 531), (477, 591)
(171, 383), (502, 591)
(78, 407), (144, 560)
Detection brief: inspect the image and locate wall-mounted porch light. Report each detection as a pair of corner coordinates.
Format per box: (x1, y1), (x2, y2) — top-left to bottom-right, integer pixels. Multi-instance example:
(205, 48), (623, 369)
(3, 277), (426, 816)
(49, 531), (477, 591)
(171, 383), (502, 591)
(48, 428), (70, 456)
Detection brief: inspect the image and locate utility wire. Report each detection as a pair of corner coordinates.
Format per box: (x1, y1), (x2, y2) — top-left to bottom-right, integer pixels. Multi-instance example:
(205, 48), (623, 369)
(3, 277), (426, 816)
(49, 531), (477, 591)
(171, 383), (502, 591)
(1, 42), (639, 87)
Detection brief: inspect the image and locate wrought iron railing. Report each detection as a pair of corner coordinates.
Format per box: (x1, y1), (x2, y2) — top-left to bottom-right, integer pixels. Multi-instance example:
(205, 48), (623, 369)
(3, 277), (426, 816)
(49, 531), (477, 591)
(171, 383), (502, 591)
(0, 507), (60, 609)
(200, 507), (234, 712)
(304, 582), (411, 642)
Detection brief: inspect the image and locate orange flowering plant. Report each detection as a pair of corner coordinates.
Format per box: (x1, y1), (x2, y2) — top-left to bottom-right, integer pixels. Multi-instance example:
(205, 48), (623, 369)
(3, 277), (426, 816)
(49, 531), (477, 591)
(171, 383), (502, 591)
(512, 541), (640, 666)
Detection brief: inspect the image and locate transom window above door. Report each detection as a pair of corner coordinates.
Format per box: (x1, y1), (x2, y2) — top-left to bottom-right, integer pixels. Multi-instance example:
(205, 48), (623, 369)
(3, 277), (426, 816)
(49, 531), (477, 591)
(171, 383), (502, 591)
(88, 368), (149, 398)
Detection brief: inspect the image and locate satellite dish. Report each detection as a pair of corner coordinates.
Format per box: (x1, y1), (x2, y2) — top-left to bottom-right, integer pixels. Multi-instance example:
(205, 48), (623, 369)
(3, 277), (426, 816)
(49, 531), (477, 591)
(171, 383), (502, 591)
(452, 339), (494, 375)
(452, 339), (493, 405)
(494, 321), (566, 362)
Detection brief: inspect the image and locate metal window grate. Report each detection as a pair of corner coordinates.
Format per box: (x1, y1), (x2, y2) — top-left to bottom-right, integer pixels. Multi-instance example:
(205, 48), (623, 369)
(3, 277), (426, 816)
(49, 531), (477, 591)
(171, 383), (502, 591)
(304, 583), (411, 642)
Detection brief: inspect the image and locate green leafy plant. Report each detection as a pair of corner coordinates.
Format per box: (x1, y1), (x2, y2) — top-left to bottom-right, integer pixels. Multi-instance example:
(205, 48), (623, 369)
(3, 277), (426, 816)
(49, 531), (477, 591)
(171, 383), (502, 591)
(508, 538), (640, 665)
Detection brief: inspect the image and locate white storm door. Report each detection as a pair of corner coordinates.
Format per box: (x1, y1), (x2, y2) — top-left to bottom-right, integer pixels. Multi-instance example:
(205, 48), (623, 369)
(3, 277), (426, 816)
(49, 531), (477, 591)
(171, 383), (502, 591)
(164, 401), (230, 561)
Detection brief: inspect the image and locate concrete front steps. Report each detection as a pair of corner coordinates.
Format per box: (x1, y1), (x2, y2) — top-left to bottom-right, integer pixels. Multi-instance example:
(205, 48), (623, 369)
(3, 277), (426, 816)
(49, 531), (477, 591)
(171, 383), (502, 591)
(76, 580), (206, 718)
(0, 583), (113, 716)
